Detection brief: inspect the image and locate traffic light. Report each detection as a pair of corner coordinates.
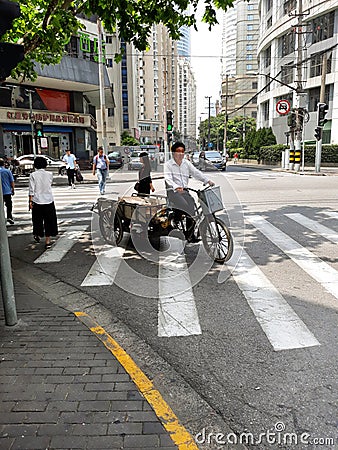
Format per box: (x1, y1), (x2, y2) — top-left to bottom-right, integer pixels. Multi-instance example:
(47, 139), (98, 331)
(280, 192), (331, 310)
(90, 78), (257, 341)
(314, 126), (322, 141)
(0, 0), (24, 81)
(287, 110), (296, 129)
(317, 102), (328, 127)
(34, 121), (44, 137)
(166, 110), (173, 132)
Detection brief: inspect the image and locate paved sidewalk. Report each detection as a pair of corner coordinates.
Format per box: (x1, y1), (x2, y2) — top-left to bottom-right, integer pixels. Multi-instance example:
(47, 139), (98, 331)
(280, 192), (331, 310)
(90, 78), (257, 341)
(0, 281), (184, 449)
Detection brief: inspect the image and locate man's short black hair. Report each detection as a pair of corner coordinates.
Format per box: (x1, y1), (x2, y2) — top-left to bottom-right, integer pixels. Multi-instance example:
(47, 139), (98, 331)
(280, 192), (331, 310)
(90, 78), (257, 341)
(171, 142), (185, 153)
(34, 156), (47, 169)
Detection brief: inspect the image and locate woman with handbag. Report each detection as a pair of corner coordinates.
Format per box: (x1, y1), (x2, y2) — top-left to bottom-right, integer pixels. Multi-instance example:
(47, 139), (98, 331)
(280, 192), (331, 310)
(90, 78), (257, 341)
(136, 152), (155, 196)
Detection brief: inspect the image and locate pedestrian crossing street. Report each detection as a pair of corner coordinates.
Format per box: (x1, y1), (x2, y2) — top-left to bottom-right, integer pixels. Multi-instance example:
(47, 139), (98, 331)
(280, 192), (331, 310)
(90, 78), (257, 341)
(8, 186), (338, 351)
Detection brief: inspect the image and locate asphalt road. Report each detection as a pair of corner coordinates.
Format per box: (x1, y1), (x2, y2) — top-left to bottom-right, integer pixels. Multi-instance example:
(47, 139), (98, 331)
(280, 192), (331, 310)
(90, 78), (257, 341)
(7, 165), (338, 449)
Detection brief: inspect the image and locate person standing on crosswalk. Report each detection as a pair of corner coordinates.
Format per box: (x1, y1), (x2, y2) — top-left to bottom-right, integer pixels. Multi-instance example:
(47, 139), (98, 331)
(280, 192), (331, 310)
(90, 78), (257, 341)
(29, 156), (58, 249)
(92, 146), (110, 195)
(62, 149), (77, 189)
(0, 158), (15, 225)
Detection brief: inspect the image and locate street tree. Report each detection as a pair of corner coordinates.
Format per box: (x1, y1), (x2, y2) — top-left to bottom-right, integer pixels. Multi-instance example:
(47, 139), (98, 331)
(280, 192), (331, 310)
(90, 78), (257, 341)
(120, 131), (139, 146)
(2, 0), (237, 81)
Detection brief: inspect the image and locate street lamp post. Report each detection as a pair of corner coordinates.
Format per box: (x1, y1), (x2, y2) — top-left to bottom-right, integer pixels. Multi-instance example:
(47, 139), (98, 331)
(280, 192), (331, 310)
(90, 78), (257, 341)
(205, 96), (211, 150)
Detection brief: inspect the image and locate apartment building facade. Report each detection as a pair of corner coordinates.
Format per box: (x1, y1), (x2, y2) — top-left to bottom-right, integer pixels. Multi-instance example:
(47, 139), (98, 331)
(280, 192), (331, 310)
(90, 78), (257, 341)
(256, 0), (338, 144)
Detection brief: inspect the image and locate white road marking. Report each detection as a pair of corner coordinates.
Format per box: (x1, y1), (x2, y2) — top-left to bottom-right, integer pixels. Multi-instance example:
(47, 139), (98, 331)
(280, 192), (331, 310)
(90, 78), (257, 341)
(158, 237), (201, 337)
(323, 211), (338, 220)
(227, 245), (320, 351)
(248, 215), (338, 301)
(34, 225), (88, 264)
(286, 213), (338, 244)
(81, 242), (126, 286)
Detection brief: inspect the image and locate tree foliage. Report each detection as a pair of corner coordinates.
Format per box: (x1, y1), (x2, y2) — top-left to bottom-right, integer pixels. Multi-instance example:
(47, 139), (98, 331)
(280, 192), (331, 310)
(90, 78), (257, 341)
(2, 0), (237, 80)
(120, 131), (139, 146)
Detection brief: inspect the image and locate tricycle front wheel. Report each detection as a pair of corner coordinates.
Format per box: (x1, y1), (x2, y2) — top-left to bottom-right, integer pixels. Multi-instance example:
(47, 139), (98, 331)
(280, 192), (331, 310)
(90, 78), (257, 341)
(99, 208), (123, 245)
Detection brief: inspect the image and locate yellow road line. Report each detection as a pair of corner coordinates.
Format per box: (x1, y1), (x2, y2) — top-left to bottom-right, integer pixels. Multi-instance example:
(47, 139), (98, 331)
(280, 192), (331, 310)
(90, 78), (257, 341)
(74, 311), (199, 450)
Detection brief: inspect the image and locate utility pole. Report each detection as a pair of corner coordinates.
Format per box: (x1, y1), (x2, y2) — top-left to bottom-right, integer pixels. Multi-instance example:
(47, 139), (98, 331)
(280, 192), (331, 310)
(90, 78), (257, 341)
(315, 53), (327, 173)
(205, 96), (211, 150)
(223, 75), (228, 156)
(293, 0), (304, 172)
(97, 18), (107, 152)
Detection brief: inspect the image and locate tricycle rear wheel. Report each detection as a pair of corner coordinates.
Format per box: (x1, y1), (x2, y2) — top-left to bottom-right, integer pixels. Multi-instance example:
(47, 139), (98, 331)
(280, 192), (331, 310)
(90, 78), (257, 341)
(99, 208), (123, 245)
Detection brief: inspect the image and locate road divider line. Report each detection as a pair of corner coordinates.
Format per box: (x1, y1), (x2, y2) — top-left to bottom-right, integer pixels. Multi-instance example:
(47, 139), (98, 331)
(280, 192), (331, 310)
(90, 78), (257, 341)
(34, 225), (88, 264)
(285, 213), (338, 244)
(227, 245), (319, 351)
(158, 237), (201, 337)
(74, 311), (198, 449)
(323, 211), (338, 220)
(248, 215), (338, 301)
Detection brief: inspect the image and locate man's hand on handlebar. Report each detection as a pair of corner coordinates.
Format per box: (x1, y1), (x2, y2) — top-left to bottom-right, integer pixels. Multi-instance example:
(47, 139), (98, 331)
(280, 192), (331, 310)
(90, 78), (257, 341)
(208, 180), (215, 187)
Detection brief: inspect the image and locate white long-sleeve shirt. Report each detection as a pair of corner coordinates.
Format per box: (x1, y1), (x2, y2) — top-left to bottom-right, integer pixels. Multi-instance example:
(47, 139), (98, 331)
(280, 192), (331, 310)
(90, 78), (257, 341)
(29, 169), (54, 204)
(164, 158), (209, 191)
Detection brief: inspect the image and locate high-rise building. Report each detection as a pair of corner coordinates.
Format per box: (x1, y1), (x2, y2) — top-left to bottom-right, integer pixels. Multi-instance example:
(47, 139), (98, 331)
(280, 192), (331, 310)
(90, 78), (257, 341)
(221, 0), (259, 120)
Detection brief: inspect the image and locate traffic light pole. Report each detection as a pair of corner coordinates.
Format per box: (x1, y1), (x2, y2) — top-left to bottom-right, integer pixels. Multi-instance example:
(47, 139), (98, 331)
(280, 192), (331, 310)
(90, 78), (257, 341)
(26, 89), (37, 156)
(315, 53), (328, 173)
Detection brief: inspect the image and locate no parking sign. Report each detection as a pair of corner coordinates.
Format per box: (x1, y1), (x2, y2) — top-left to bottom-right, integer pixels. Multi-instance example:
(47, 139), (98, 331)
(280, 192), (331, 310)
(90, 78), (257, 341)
(276, 99), (291, 115)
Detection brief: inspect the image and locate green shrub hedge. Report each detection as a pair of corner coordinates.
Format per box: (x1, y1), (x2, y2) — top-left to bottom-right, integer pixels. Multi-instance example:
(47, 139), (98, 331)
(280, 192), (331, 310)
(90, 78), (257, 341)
(260, 144), (338, 164)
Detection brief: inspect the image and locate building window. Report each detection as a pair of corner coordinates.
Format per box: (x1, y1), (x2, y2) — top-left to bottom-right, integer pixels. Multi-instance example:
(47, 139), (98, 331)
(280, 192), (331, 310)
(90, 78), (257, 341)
(264, 45), (271, 67)
(283, 0), (296, 15)
(281, 64), (294, 85)
(247, 14), (254, 20)
(106, 58), (113, 68)
(246, 64), (253, 71)
(247, 44), (253, 51)
(308, 85), (332, 112)
(279, 32), (295, 57)
(107, 108), (114, 117)
(251, 111), (257, 119)
(247, 35), (253, 41)
(252, 97), (257, 104)
(263, 101), (269, 122)
(266, 0), (272, 12)
(311, 11), (334, 44)
(252, 81), (258, 89)
(247, 54), (253, 60)
(267, 17), (272, 28)
(310, 53), (332, 78)
(248, 4), (254, 10)
(106, 35), (113, 44)
(247, 24), (254, 31)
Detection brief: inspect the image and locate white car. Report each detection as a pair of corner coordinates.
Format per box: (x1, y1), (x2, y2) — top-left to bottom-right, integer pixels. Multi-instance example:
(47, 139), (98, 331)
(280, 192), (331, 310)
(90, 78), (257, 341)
(16, 154), (66, 175)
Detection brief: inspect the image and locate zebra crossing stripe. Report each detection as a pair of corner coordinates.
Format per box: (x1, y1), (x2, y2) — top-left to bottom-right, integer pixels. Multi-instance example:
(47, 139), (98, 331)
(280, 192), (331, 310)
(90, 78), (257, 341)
(248, 215), (338, 301)
(158, 237), (201, 337)
(34, 225), (88, 264)
(324, 211), (338, 220)
(227, 246), (319, 351)
(285, 213), (338, 244)
(81, 242), (126, 286)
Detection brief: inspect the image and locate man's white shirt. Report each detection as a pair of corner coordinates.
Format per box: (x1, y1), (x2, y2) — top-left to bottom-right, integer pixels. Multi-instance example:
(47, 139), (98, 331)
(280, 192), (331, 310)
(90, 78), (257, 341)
(164, 158), (209, 191)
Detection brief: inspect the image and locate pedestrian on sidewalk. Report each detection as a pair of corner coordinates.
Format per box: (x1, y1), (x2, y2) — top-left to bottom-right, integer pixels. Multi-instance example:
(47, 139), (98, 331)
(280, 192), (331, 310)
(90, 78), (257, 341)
(29, 156), (58, 249)
(62, 149), (77, 189)
(136, 152), (155, 196)
(233, 152), (239, 164)
(0, 157), (15, 224)
(92, 146), (109, 195)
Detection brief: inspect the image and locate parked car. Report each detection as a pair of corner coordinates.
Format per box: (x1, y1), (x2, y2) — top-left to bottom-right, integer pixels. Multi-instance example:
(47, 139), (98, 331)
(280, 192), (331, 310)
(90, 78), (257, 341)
(191, 151), (200, 166)
(128, 151), (143, 170)
(16, 154), (66, 176)
(107, 151), (124, 169)
(198, 150), (226, 171)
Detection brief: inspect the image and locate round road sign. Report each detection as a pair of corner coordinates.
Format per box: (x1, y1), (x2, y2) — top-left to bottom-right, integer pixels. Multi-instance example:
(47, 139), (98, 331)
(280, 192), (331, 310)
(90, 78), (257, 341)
(276, 99), (291, 115)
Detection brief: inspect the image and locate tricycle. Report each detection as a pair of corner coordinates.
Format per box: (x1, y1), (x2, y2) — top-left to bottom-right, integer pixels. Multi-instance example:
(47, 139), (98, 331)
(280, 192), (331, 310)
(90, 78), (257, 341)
(92, 185), (233, 263)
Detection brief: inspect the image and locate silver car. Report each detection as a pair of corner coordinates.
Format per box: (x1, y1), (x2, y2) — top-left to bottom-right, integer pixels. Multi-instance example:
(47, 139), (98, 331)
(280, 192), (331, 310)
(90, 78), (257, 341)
(127, 151), (143, 170)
